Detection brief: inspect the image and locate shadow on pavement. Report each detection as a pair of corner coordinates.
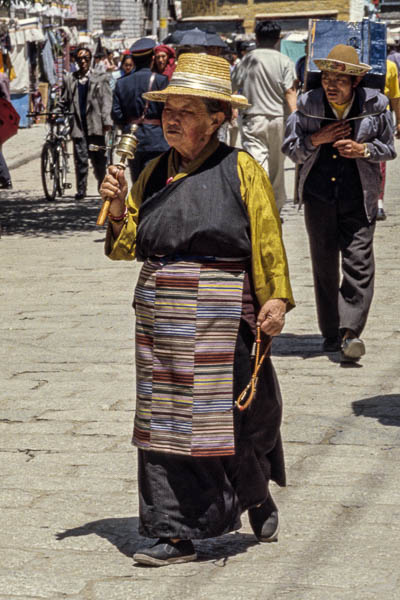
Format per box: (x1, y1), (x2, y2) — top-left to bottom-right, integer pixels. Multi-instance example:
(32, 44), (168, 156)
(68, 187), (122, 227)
(272, 333), (341, 363)
(56, 516), (143, 557)
(352, 394), (400, 427)
(0, 191), (103, 237)
(56, 517), (258, 563)
(194, 531), (259, 565)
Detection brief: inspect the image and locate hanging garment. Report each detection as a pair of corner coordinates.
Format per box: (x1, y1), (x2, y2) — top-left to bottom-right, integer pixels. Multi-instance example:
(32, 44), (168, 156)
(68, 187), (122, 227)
(9, 43), (30, 94)
(41, 33), (57, 86)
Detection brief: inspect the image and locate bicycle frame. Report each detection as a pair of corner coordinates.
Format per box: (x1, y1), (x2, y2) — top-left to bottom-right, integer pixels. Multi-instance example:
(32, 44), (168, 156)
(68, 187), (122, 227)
(28, 112), (74, 201)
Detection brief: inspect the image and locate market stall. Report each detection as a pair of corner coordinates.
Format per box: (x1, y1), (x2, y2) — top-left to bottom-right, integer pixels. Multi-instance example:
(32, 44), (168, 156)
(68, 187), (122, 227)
(1, 9), (77, 128)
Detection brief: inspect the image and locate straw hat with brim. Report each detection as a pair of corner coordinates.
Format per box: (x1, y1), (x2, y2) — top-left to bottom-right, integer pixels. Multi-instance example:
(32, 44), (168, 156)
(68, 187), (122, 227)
(143, 53), (250, 109)
(314, 44), (371, 77)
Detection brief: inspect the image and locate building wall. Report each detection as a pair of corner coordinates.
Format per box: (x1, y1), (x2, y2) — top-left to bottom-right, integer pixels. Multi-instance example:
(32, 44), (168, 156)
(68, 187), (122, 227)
(182, 0), (351, 32)
(76, 0), (145, 37)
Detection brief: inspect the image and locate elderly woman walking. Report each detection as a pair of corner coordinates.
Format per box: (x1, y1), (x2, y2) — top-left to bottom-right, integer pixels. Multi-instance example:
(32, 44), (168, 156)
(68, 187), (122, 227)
(282, 45), (395, 363)
(101, 53), (294, 566)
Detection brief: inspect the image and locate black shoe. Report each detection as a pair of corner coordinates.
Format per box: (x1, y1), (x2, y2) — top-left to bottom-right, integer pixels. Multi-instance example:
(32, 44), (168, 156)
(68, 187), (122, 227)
(248, 495), (279, 542)
(322, 335), (341, 353)
(0, 180), (12, 189)
(75, 192), (85, 200)
(133, 538), (197, 567)
(376, 207), (386, 221)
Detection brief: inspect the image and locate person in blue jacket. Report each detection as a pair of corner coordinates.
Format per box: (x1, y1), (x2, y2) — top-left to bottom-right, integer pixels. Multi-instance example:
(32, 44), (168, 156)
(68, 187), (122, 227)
(111, 38), (169, 182)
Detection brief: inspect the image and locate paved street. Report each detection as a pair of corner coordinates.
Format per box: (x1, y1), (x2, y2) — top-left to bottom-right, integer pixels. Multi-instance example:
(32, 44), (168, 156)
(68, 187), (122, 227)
(1, 126), (399, 600)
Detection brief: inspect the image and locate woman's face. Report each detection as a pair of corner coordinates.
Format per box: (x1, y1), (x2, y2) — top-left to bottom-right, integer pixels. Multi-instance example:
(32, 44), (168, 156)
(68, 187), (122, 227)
(122, 58), (134, 74)
(162, 96), (223, 161)
(156, 51), (168, 72)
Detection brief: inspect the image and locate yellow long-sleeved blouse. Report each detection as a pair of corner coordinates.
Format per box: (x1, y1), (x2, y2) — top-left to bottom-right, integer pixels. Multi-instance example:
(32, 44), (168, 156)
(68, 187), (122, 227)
(106, 138), (295, 311)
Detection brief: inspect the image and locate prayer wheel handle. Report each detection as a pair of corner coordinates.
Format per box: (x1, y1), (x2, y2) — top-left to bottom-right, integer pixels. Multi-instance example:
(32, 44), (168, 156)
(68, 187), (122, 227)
(96, 125), (139, 226)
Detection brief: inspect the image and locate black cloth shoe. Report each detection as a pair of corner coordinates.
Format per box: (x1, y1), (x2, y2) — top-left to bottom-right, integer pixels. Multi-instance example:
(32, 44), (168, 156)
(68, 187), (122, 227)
(0, 180), (12, 189)
(248, 495), (279, 542)
(75, 192), (85, 200)
(376, 207), (386, 221)
(133, 538), (197, 567)
(322, 336), (341, 352)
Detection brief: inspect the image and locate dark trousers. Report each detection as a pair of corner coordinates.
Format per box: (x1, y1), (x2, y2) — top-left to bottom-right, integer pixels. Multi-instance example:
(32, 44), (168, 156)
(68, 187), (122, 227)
(304, 194), (375, 338)
(129, 150), (163, 183)
(0, 150), (11, 185)
(73, 134), (107, 195)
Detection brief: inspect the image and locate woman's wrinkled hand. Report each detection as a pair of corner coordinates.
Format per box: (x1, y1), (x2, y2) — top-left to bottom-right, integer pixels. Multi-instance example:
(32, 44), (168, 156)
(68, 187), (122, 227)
(100, 165), (128, 215)
(310, 121), (352, 147)
(256, 299), (287, 337)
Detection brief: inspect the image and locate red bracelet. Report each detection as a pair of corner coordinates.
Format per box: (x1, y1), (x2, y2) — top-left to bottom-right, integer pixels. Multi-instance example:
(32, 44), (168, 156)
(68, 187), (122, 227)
(108, 207), (128, 222)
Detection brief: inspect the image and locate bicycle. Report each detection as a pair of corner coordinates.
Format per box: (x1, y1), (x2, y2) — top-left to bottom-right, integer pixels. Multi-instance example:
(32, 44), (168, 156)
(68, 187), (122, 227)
(28, 111), (74, 201)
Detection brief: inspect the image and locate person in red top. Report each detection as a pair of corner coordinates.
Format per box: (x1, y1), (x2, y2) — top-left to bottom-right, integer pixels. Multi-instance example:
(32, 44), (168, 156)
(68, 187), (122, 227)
(0, 73), (12, 189)
(154, 44), (176, 80)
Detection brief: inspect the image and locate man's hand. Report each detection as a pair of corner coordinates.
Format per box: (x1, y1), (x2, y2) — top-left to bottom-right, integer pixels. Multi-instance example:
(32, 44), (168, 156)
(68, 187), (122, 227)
(257, 299), (287, 337)
(332, 138), (365, 158)
(310, 121), (352, 147)
(100, 165), (128, 215)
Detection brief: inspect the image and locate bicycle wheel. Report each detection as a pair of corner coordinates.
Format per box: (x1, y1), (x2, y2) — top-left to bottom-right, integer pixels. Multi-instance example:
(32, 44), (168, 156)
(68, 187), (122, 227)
(56, 143), (66, 196)
(41, 143), (58, 201)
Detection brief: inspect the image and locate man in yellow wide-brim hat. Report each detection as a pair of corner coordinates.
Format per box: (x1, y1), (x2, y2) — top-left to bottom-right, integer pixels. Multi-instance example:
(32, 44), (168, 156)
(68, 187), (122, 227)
(101, 52), (295, 566)
(282, 44), (396, 363)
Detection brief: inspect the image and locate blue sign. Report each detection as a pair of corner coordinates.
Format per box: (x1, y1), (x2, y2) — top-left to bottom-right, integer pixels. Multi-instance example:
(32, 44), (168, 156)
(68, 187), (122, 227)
(307, 19), (387, 75)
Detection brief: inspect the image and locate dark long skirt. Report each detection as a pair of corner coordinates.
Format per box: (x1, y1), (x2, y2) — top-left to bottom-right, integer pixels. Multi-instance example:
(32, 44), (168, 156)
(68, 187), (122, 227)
(137, 319), (286, 540)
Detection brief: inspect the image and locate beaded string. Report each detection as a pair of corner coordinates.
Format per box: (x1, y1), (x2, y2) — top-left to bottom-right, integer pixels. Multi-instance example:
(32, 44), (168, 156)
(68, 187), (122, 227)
(108, 207), (128, 223)
(235, 326), (272, 412)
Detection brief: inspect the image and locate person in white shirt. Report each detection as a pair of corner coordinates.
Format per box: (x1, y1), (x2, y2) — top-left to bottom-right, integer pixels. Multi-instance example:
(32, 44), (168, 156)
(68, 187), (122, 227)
(232, 20), (297, 212)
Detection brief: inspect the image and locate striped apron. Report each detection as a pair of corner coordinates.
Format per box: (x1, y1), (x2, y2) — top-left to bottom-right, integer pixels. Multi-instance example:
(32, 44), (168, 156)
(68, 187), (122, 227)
(132, 258), (246, 457)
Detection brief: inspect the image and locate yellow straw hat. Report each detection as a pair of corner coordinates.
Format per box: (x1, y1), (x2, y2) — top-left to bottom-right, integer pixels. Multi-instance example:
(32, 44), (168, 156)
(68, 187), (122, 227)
(143, 53), (250, 109)
(314, 44), (371, 76)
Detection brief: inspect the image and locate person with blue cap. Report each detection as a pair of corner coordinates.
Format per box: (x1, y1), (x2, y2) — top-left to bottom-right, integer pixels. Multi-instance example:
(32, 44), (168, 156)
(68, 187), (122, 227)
(112, 37), (169, 181)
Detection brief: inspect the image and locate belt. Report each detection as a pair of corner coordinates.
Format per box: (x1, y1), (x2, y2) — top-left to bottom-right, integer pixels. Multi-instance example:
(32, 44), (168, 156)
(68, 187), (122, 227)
(130, 118), (161, 126)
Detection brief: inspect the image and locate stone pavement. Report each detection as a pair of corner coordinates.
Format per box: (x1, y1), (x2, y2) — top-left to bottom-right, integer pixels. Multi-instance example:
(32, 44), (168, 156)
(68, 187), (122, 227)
(0, 130), (399, 600)
(3, 124), (46, 170)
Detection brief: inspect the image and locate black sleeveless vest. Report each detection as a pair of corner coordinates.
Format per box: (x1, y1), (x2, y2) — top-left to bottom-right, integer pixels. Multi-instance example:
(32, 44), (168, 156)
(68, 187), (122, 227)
(303, 93), (363, 204)
(136, 143), (251, 261)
